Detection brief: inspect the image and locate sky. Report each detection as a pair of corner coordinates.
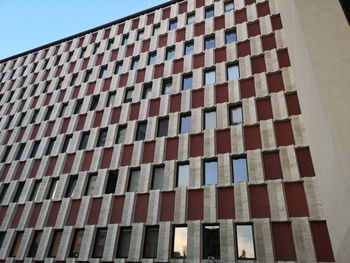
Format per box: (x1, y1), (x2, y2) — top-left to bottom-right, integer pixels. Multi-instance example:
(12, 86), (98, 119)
(0, 0), (167, 60)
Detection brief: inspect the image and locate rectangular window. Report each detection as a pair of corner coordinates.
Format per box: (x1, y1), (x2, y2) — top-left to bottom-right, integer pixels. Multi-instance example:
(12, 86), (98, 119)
(180, 113), (192, 134)
(143, 226), (159, 258)
(96, 128), (108, 147)
(227, 63), (240, 80)
(85, 173), (98, 195)
(99, 65), (107, 78)
(148, 51), (157, 65)
(84, 69), (92, 82)
(236, 224), (256, 259)
(18, 89), (25, 100)
(114, 61), (123, 74)
(79, 132), (90, 150)
(169, 19), (178, 30)
(10, 231), (24, 257)
(225, 1), (235, 12)
(116, 227), (132, 258)
(116, 125), (127, 144)
(177, 163), (189, 187)
(44, 106), (53, 121)
(131, 57), (140, 70)
(230, 105), (243, 125)
(105, 170), (118, 194)
(1, 146), (11, 163)
(166, 46), (176, 60)
(204, 110), (217, 129)
(157, 117), (169, 137)
(205, 6), (214, 19)
(127, 169), (140, 192)
(30, 141), (40, 158)
(203, 225), (220, 259)
(204, 160), (218, 185)
(136, 121), (147, 141)
(204, 68), (216, 85)
(232, 156), (248, 182)
(205, 35), (216, 50)
(106, 91), (116, 107)
(107, 39), (114, 50)
(90, 95), (99, 111)
(162, 78), (173, 95)
(182, 73), (193, 90)
(121, 34), (129, 45)
(16, 113), (25, 127)
(54, 55), (61, 66)
(45, 138), (56, 156)
(61, 134), (72, 153)
(172, 226), (187, 258)
(225, 29), (237, 44)
(142, 83), (152, 99)
(92, 228), (107, 258)
(15, 143), (25, 161)
(46, 178), (58, 199)
(92, 43), (100, 55)
(184, 41), (194, 55)
(137, 30), (144, 41)
(69, 229), (84, 258)
(27, 230), (42, 258)
(28, 180), (41, 201)
(152, 166), (164, 190)
(0, 232), (6, 251)
(124, 88), (133, 103)
(48, 230), (63, 257)
(65, 175), (78, 198)
(0, 184), (9, 203)
(58, 102), (67, 118)
(12, 181), (24, 202)
(80, 47), (87, 58)
(152, 24), (160, 36)
(70, 73), (78, 86)
(187, 12), (196, 25)
(30, 84), (38, 96)
(74, 99), (83, 114)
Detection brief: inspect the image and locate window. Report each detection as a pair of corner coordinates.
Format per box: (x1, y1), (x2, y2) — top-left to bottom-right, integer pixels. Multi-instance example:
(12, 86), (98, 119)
(96, 128), (108, 147)
(227, 63), (240, 80)
(90, 95), (99, 112)
(30, 84), (38, 96)
(204, 68), (216, 85)
(106, 91), (116, 107)
(204, 110), (217, 129)
(128, 169), (140, 192)
(46, 178), (58, 199)
(85, 173), (98, 195)
(232, 156), (248, 182)
(180, 113), (191, 134)
(107, 39), (114, 50)
(230, 105), (243, 125)
(142, 83), (152, 99)
(15, 143), (25, 161)
(203, 225), (220, 259)
(93, 43), (100, 55)
(157, 117), (169, 137)
(152, 166), (164, 190)
(80, 47), (86, 58)
(162, 78), (173, 95)
(31, 62), (38, 73)
(30, 141), (40, 158)
(166, 46), (176, 60)
(74, 99), (83, 114)
(58, 102), (67, 118)
(143, 226), (159, 258)
(0, 232), (5, 250)
(61, 134), (72, 153)
(12, 181), (24, 202)
(84, 69), (92, 82)
(121, 34), (129, 45)
(184, 41), (194, 55)
(187, 12), (196, 25)
(169, 19), (178, 30)
(114, 61), (123, 74)
(177, 163), (189, 187)
(27, 231), (42, 257)
(204, 35), (216, 50)
(116, 227), (132, 258)
(45, 138), (56, 156)
(69, 229), (84, 258)
(124, 88), (133, 103)
(1, 146), (11, 162)
(105, 170), (118, 194)
(54, 55), (61, 66)
(205, 6), (214, 19)
(79, 132), (90, 150)
(225, 29), (237, 44)
(29, 180), (41, 201)
(48, 230), (63, 257)
(0, 184), (9, 203)
(116, 125), (127, 144)
(136, 121), (147, 141)
(236, 224), (256, 259)
(99, 65), (107, 78)
(172, 226), (187, 258)
(44, 106), (53, 121)
(65, 175), (78, 198)
(92, 228), (107, 258)
(16, 113), (25, 127)
(225, 1), (235, 12)
(152, 24), (160, 36)
(137, 30), (144, 41)
(148, 51), (157, 65)
(204, 160), (218, 185)
(70, 73), (78, 86)
(10, 231), (24, 257)
(182, 73), (193, 90)
(131, 57), (140, 70)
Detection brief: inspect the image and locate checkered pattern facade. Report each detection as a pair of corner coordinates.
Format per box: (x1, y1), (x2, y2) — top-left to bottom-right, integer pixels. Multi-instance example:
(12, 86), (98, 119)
(0, 0), (335, 262)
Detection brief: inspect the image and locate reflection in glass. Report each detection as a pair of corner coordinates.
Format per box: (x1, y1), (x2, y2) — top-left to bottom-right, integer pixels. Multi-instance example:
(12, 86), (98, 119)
(180, 114), (192, 134)
(205, 110), (217, 129)
(172, 226), (187, 258)
(204, 160), (218, 185)
(182, 74), (193, 90)
(162, 79), (173, 95)
(177, 163), (189, 187)
(203, 225), (220, 259)
(205, 36), (215, 50)
(157, 118), (169, 137)
(230, 105), (243, 125)
(128, 169), (140, 192)
(152, 166), (164, 190)
(136, 121), (147, 141)
(225, 1), (235, 12)
(187, 13), (195, 25)
(116, 227), (132, 258)
(185, 41), (194, 55)
(236, 225), (256, 259)
(143, 226), (159, 258)
(116, 125), (127, 144)
(227, 64), (240, 80)
(204, 69), (216, 85)
(232, 157), (248, 183)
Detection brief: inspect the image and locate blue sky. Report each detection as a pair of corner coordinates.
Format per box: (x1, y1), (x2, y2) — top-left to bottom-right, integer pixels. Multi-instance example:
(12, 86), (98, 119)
(0, 0), (167, 60)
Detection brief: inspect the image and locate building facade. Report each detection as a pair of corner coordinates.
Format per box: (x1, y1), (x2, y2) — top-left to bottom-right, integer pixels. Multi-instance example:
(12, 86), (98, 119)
(0, 0), (349, 262)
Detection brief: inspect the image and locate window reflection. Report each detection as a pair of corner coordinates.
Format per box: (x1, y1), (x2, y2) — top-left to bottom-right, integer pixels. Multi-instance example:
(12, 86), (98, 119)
(204, 160), (218, 185)
(205, 110), (217, 129)
(180, 114), (192, 134)
(172, 226), (187, 258)
(236, 225), (256, 259)
(227, 64), (240, 80)
(230, 105), (243, 125)
(177, 163), (189, 187)
(232, 157), (248, 183)
(204, 69), (216, 85)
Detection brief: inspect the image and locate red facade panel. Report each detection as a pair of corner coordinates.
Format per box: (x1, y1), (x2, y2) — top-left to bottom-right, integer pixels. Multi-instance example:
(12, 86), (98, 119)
(121, 145), (133, 166)
(215, 83), (229, 103)
(217, 187), (235, 219)
(214, 16), (225, 31)
(160, 191), (175, 221)
(86, 82), (96, 96)
(66, 199), (81, 226)
(134, 194), (149, 223)
(87, 198), (102, 225)
(274, 120), (295, 146)
(267, 71), (285, 92)
(102, 78), (112, 92)
(142, 39), (150, 52)
(158, 34), (168, 48)
(249, 185), (271, 218)
(262, 34), (277, 51)
(296, 148), (316, 177)
(10, 205), (24, 228)
(149, 99), (160, 117)
(81, 151), (93, 172)
(190, 133), (204, 157)
(0, 164), (11, 182)
(187, 189), (203, 220)
(256, 97), (273, 120)
(310, 222), (335, 262)
(165, 137), (179, 160)
(76, 114), (86, 131)
(214, 47), (227, 63)
(142, 141), (156, 164)
(196, 0), (205, 8)
(193, 53), (205, 69)
(154, 64), (164, 79)
(146, 13), (154, 25)
(251, 55), (266, 74)
(178, 2), (187, 14)
(0, 206), (8, 226)
(63, 154), (75, 174)
(13, 162), (24, 181)
(60, 118), (70, 134)
(248, 21), (261, 37)
(216, 129), (231, 154)
(271, 15), (283, 30)
(46, 201), (61, 227)
(129, 103), (140, 121)
(257, 2), (271, 17)
(27, 203), (42, 228)
(272, 222), (297, 261)
(68, 62), (76, 73)
(109, 196), (125, 224)
(110, 107), (121, 124)
(191, 88), (204, 108)
(244, 125), (262, 150)
(71, 86), (80, 99)
(284, 182), (309, 217)
(176, 28), (186, 42)
(235, 9), (247, 24)
(240, 78), (256, 98)
(194, 22), (205, 37)
(170, 94), (181, 113)
(46, 156), (58, 176)
(57, 90), (66, 102)
(31, 124), (40, 140)
(136, 69), (145, 83)
(100, 147), (113, 169)
(263, 151), (283, 180)
(119, 73), (128, 87)
(93, 111), (103, 128)
(173, 59), (184, 74)
(285, 92), (301, 115)
(95, 54), (103, 66)
(277, 49), (291, 68)
(237, 40), (251, 57)
(131, 18), (139, 30)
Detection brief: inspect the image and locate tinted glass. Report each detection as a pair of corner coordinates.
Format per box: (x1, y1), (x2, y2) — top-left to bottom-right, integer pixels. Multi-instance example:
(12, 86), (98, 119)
(204, 69), (216, 85)
(230, 106), (243, 124)
(172, 227), (187, 258)
(205, 7), (214, 18)
(177, 164), (189, 187)
(152, 166), (164, 190)
(92, 228), (107, 258)
(136, 122), (147, 141)
(204, 160), (218, 185)
(227, 64), (240, 80)
(236, 225), (256, 259)
(143, 226), (159, 258)
(205, 111), (216, 129)
(116, 126), (127, 144)
(180, 114), (192, 134)
(184, 41), (194, 55)
(203, 225), (220, 259)
(232, 157), (248, 182)
(157, 118), (169, 137)
(116, 228), (132, 258)
(128, 169), (140, 192)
